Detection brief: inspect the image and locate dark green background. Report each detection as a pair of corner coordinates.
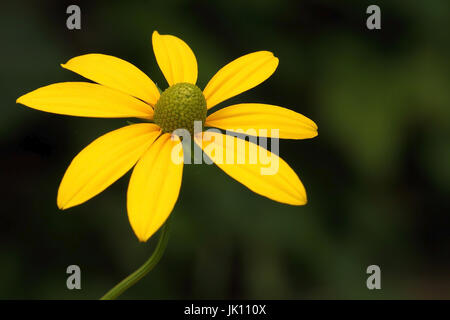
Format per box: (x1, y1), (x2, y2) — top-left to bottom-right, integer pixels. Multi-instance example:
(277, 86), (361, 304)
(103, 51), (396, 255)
(1, 0), (449, 299)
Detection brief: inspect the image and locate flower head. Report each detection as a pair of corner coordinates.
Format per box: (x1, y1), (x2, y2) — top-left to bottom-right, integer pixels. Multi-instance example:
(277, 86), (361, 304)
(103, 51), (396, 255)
(17, 31), (317, 242)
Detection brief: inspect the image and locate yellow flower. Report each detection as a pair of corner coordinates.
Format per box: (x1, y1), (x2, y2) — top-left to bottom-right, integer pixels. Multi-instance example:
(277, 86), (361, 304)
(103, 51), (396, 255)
(16, 31), (318, 242)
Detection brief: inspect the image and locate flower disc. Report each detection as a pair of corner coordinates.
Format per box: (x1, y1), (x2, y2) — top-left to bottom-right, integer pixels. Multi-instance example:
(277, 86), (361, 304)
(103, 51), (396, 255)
(153, 82), (207, 135)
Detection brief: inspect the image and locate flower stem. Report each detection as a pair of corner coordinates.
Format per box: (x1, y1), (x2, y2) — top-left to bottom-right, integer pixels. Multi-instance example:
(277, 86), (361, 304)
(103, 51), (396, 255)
(100, 219), (172, 300)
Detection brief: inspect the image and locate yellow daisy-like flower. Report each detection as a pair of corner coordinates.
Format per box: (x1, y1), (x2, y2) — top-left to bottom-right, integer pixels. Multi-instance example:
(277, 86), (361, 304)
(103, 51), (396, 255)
(17, 31), (318, 242)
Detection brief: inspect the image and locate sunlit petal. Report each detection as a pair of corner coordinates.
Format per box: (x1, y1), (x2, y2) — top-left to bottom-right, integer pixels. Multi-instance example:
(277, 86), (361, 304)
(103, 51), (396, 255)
(17, 82), (154, 119)
(195, 131), (306, 205)
(57, 123), (161, 209)
(62, 54), (160, 105)
(127, 133), (184, 242)
(152, 31), (198, 86)
(203, 51), (278, 109)
(206, 103), (317, 139)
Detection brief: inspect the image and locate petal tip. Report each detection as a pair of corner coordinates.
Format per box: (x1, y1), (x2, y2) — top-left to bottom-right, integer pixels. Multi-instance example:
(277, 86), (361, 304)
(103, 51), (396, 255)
(297, 190), (308, 205)
(57, 201), (68, 210)
(260, 50), (274, 56)
(16, 93), (32, 106)
(289, 195), (307, 206)
(137, 234), (150, 242)
(263, 51), (278, 62)
(132, 226), (151, 242)
(57, 187), (72, 210)
(57, 193), (80, 210)
(57, 196), (69, 210)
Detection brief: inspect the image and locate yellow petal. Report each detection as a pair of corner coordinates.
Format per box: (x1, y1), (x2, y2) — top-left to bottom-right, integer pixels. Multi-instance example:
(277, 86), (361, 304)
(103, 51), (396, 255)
(206, 103), (318, 139)
(61, 54), (160, 106)
(203, 51), (279, 109)
(58, 123), (161, 209)
(17, 82), (154, 119)
(195, 131), (306, 205)
(152, 31), (198, 86)
(127, 133), (184, 242)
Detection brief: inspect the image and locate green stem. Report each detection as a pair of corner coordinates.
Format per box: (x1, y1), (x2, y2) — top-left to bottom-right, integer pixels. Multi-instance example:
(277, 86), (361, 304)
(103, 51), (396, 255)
(100, 219), (172, 300)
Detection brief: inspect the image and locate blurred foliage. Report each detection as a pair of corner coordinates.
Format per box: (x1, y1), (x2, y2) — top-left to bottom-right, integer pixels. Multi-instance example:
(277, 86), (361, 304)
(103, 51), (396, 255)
(0, 0), (449, 299)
